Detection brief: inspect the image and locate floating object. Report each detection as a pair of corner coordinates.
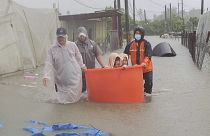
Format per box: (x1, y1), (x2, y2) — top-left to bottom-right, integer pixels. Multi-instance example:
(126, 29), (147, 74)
(23, 128), (42, 136)
(85, 66), (144, 103)
(21, 84), (36, 88)
(24, 75), (37, 81)
(152, 42), (176, 57)
(23, 120), (109, 136)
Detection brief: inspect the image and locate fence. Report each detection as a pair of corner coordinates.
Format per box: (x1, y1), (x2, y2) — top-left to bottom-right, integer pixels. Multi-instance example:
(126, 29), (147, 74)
(181, 31), (196, 62)
(181, 31), (210, 72)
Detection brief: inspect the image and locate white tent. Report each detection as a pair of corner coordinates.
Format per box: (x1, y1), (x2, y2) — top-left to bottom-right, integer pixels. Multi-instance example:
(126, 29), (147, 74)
(0, 0), (60, 75)
(196, 11), (210, 71)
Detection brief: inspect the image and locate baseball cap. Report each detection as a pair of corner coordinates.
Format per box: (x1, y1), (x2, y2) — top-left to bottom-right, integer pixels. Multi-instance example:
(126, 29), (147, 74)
(79, 32), (87, 37)
(56, 27), (67, 37)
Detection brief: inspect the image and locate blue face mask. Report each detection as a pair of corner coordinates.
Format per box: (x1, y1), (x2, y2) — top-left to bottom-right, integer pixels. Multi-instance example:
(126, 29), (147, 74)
(135, 34), (141, 41)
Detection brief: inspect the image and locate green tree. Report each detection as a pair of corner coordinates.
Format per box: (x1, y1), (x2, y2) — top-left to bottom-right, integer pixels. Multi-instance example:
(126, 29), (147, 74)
(185, 17), (199, 31)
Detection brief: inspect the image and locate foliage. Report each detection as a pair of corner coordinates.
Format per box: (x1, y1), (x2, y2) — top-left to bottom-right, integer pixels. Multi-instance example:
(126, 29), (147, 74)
(120, 7), (200, 35)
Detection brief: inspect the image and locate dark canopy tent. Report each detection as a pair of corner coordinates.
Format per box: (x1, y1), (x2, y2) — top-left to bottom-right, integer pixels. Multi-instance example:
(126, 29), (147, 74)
(152, 42), (176, 57)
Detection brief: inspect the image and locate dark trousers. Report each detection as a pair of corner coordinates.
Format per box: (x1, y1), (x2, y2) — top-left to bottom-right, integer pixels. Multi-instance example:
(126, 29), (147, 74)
(143, 71), (153, 94)
(82, 72), (86, 92)
(55, 84), (58, 92)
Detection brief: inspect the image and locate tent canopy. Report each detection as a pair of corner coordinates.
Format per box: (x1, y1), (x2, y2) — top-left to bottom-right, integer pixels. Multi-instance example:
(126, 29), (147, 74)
(152, 42), (176, 57)
(0, 0), (60, 75)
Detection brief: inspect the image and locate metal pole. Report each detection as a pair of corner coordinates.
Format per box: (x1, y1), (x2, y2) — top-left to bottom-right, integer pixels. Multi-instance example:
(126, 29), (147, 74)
(181, 0), (184, 20)
(58, 0), (60, 14)
(201, 0), (204, 14)
(181, 0), (184, 31)
(144, 9), (147, 22)
(178, 1), (179, 16)
(117, 0), (122, 47)
(113, 0), (117, 30)
(165, 5), (167, 32)
(133, 0), (136, 27)
(117, 0), (121, 9)
(170, 3), (172, 31)
(125, 0), (129, 44)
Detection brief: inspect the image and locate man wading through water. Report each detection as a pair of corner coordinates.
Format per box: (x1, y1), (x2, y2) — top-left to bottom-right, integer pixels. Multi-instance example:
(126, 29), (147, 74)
(75, 26), (105, 92)
(43, 27), (86, 103)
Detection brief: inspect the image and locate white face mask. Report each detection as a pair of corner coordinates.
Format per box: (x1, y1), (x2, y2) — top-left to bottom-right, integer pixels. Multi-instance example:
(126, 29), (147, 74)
(135, 34), (141, 41)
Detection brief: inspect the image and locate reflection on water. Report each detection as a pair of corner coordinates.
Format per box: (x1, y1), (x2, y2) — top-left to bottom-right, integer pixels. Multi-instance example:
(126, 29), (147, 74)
(144, 96), (152, 103)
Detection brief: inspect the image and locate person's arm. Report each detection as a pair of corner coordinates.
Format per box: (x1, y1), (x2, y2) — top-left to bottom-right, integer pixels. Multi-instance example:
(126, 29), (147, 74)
(43, 48), (53, 87)
(140, 40), (153, 67)
(96, 55), (105, 68)
(93, 41), (105, 68)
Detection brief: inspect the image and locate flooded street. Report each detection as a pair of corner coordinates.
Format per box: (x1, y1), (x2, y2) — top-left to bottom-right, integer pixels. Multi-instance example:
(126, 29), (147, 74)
(0, 36), (210, 136)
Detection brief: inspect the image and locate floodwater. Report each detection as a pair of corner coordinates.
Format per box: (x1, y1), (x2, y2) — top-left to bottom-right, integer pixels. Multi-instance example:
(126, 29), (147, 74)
(0, 36), (210, 136)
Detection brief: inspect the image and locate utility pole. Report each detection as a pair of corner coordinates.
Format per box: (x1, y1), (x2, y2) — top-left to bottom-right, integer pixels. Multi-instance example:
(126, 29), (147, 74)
(112, 0), (117, 30)
(178, 1), (179, 16)
(133, 0), (136, 27)
(53, 3), (56, 8)
(181, 0), (184, 31)
(117, 0), (122, 48)
(165, 5), (167, 33)
(58, 0), (60, 14)
(181, 0), (184, 21)
(125, 0), (130, 44)
(201, 0), (204, 14)
(114, 0), (117, 9)
(117, 0), (121, 9)
(170, 3), (172, 31)
(144, 9), (147, 22)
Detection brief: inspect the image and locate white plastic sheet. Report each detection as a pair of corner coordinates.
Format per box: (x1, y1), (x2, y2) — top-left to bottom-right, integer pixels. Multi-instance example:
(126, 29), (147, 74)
(196, 11), (210, 70)
(0, 0), (60, 75)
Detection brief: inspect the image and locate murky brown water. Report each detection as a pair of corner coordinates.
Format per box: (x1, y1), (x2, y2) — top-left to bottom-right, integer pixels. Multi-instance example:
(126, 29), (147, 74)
(1, 36), (210, 136)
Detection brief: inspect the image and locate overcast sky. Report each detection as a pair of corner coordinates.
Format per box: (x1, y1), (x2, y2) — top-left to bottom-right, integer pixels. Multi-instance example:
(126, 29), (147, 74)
(14, 0), (210, 19)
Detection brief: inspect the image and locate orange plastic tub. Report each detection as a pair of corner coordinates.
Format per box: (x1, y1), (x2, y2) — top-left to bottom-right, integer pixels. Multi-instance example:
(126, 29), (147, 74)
(85, 66), (144, 103)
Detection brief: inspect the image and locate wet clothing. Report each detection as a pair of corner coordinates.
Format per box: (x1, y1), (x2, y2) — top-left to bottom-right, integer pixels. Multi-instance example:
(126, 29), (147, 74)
(124, 39), (153, 94)
(75, 27), (102, 92)
(143, 71), (153, 94)
(76, 39), (101, 69)
(43, 41), (85, 103)
(76, 39), (102, 92)
(124, 39), (153, 73)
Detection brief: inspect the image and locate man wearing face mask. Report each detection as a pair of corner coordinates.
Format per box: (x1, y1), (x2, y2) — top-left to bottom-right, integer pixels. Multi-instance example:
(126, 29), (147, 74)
(124, 27), (153, 95)
(43, 27), (86, 103)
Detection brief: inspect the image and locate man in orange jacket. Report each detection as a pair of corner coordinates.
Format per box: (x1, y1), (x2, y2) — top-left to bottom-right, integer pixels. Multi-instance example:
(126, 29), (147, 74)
(124, 27), (153, 95)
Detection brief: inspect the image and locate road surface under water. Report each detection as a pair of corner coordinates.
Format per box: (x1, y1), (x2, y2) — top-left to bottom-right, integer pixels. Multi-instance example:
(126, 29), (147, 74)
(0, 36), (210, 136)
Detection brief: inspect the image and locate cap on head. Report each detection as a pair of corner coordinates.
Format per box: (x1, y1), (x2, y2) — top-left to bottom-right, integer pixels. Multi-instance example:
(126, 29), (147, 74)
(134, 26), (145, 35)
(56, 27), (67, 37)
(77, 26), (88, 38)
(79, 32), (87, 37)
